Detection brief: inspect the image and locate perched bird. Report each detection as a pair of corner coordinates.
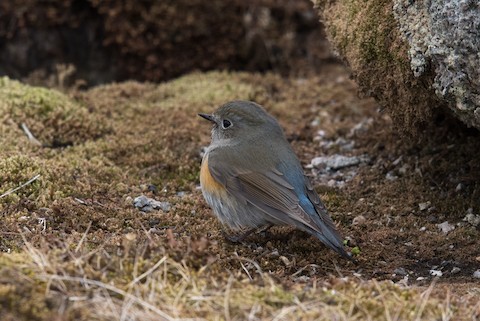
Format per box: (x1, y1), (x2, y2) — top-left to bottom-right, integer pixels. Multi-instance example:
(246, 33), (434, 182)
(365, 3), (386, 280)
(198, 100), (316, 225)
(199, 100), (352, 260)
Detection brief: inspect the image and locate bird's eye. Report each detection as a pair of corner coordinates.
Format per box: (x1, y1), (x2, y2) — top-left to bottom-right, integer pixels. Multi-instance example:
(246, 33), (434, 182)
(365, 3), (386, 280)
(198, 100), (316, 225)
(222, 119), (232, 129)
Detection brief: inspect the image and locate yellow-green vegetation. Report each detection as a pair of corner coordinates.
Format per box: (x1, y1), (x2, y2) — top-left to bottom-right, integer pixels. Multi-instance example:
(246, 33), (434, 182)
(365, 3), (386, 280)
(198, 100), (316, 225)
(0, 241), (453, 320)
(0, 71), (478, 319)
(0, 77), (110, 147)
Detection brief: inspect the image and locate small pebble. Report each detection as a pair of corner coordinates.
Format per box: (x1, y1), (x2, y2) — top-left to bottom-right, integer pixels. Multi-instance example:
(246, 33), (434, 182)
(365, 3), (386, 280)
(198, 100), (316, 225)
(455, 183), (464, 192)
(437, 221), (455, 234)
(279, 256), (291, 267)
(473, 270), (480, 279)
(429, 269), (443, 277)
(394, 267), (407, 276)
(311, 154), (362, 170)
(451, 267), (461, 274)
(463, 211), (480, 227)
(418, 201), (431, 211)
(385, 172), (398, 181)
(133, 195), (171, 213)
(270, 250), (279, 257)
(352, 215), (366, 226)
(419, 226), (426, 232)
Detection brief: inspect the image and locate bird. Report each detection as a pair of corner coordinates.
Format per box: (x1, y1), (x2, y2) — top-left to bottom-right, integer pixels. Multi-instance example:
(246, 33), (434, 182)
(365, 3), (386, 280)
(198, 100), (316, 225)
(198, 100), (352, 260)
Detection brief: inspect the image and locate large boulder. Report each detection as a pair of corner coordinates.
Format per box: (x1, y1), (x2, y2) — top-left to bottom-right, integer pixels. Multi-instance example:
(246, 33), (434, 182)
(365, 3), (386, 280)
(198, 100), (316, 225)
(313, 0), (480, 131)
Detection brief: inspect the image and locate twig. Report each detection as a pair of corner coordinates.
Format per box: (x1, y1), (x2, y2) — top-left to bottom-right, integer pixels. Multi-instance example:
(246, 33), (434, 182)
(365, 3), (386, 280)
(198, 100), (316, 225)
(415, 277), (437, 321)
(75, 221), (92, 253)
(0, 174), (41, 199)
(21, 123), (42, 146)
(128, 256), (167, 287)
(224, 275), (233, 321)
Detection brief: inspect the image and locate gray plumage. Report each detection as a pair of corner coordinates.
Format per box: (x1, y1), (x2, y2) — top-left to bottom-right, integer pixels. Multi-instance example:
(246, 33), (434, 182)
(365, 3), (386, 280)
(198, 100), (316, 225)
(199, 100), (352, 260)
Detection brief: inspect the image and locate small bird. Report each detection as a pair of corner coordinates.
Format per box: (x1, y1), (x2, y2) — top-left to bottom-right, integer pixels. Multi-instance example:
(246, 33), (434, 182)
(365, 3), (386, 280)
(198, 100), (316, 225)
(199, 100), (352, 260)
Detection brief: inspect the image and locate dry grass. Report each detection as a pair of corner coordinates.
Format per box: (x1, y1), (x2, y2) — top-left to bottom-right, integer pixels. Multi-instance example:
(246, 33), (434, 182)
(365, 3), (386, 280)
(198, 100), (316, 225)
(0, 235), (458, 320)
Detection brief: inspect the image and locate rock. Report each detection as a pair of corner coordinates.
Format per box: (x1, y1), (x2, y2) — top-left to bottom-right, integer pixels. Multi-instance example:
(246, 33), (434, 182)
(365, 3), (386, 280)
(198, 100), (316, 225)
(393, 0), (480, 129)
(418, 201), (431, 211)
(429, 269), (443, 277)
(311, 154), (369, 188)
(133, 195), (171, 213)
(394, 267), (407, 276)
(312, 0), (480, 131)
(450, 267), (461, 274)
(463, 209), (480, 227)
(279, 256), (292, 267)
(311, 154), (363, 170)
(437, 221), (455, 234)
(385, 172), (398, 181)
(473, 270), (480, 279)
(352, 215), (366, 226)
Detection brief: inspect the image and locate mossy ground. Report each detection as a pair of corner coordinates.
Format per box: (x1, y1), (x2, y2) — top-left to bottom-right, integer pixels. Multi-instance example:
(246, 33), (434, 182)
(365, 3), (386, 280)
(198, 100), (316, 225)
(0, 66), (479, 320)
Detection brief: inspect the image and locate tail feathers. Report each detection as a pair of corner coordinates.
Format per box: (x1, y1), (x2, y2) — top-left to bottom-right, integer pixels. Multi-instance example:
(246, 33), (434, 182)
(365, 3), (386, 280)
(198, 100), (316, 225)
(315, 227), (356, 262)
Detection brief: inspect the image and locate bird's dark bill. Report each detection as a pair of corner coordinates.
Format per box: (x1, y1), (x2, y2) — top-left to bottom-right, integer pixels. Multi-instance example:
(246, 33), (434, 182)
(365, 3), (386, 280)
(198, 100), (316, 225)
(198, 113), (215, 122)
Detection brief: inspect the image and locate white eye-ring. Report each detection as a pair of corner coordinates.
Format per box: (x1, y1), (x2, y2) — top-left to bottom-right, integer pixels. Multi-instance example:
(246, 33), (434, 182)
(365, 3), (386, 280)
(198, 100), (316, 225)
(222, 119), (232, 129)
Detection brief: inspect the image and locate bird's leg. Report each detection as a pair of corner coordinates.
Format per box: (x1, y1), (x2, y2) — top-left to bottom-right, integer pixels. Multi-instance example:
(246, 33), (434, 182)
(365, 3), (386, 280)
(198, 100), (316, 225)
(222, 224), (274, 243)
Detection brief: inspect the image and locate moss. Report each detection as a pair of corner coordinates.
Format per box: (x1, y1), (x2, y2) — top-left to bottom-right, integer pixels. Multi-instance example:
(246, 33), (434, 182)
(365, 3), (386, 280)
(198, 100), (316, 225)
(0, 155), (46, 205)
(313, 0), (440, 134)
(0, 77), (110, 147)
(0, 253), (57, 320)
(151, 71), (268, 109)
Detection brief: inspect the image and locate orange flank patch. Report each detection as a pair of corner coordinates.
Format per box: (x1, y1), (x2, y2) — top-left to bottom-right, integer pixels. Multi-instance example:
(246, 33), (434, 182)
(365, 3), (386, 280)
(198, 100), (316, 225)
(200, 155), (226, 196)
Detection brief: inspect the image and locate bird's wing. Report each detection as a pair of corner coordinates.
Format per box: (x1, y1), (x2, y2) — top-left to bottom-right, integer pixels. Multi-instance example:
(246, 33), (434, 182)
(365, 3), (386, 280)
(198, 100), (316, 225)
(208, 155), (323, 232)
(208, 153), (352, 260)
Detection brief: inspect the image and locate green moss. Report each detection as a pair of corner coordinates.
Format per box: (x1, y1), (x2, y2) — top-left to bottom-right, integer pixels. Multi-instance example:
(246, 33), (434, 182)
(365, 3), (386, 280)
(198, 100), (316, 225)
(0, 155), (46, 205)
(151, 71), (267, 109)
(0, 77), (110, 147)
(0, 253), (56, 320)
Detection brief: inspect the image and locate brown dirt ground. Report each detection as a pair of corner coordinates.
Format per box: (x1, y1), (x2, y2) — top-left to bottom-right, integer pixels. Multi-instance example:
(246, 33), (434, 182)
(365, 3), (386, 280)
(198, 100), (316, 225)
(1, 63), (479, 319)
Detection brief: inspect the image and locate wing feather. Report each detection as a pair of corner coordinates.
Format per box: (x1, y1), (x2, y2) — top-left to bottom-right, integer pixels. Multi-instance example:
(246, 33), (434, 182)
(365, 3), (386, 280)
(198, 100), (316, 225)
(208, 156), (319, 230)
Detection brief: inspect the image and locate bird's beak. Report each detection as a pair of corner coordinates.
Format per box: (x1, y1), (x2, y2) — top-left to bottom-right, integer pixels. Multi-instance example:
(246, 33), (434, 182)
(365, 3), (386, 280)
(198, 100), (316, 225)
(198, 113), (216, 123)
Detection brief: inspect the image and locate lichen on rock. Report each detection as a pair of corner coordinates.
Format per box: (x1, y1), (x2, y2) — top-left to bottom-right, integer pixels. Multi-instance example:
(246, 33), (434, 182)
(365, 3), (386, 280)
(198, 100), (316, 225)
(393, 0), (480, 129)
(313, 0), (480, 132)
